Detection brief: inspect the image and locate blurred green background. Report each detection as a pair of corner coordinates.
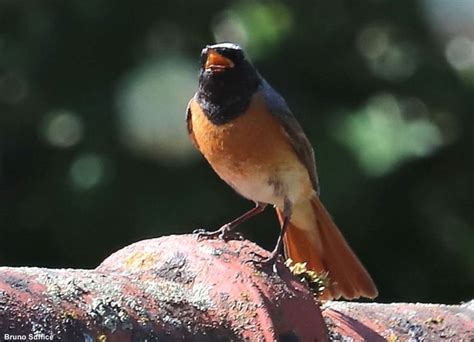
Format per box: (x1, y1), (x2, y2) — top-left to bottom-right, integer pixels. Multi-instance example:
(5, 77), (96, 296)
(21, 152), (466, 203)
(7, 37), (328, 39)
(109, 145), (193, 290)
(0, 0), (472, 304)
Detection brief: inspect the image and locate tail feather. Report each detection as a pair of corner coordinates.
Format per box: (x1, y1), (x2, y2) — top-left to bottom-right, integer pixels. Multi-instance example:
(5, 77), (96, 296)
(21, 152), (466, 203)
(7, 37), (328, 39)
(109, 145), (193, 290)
(277, 196), (378, 300)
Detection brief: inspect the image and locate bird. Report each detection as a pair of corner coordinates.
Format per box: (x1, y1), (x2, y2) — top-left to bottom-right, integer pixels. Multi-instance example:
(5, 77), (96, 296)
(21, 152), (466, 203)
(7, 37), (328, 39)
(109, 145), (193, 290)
(186, 42), (378, 300)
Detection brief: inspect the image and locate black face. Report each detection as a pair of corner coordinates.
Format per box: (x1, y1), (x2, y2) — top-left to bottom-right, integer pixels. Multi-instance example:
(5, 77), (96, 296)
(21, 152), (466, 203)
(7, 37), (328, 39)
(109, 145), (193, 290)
(196, 43), (261, 125)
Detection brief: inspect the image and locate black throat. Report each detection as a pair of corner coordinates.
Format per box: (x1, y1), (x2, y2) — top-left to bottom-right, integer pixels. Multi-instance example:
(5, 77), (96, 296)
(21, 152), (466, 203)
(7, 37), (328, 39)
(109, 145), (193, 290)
(196, 63), (260, 125)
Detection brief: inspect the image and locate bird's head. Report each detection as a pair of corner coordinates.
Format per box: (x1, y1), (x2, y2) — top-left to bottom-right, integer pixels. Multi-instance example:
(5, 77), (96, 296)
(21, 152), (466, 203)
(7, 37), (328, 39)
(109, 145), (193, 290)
(199, 43), (259, 86)
(196, 43), (261, 124)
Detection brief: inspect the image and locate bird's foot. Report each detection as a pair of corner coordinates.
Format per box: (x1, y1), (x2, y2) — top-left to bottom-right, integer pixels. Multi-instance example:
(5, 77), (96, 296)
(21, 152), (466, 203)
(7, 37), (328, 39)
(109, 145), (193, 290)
(194, 224), (242, 241)
(246, 250), (283, 273)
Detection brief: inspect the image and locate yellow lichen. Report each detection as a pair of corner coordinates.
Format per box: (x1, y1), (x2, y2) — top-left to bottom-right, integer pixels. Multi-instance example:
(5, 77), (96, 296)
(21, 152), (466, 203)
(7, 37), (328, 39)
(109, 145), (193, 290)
(386, 332), (399, 342)
(285, 259), (329, 299)
(425, 316), (444, 325)
(124, 251), (159, 270)
(97, 334), (107, 342)
(62, 311), (78, 320)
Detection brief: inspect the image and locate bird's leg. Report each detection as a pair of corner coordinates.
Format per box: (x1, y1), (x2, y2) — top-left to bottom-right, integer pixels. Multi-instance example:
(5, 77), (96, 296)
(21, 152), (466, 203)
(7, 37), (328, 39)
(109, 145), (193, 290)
(249, 198), (292, 269)
(257, 216), (290, 267)
(196, 202), (268, 241)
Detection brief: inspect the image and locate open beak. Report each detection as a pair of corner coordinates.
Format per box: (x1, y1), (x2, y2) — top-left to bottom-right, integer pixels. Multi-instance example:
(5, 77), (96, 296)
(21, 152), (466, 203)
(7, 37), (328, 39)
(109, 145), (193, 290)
(205, 48), (235, 71)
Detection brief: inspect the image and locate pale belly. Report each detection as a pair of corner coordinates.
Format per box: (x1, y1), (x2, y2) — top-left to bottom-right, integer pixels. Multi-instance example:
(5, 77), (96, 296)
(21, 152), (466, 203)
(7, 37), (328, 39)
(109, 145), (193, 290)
(212, 161), (312, 209)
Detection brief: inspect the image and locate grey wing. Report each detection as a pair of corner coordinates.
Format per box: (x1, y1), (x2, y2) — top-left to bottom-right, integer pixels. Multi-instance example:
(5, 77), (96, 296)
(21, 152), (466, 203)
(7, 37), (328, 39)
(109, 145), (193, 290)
(260, 79), (320, 194)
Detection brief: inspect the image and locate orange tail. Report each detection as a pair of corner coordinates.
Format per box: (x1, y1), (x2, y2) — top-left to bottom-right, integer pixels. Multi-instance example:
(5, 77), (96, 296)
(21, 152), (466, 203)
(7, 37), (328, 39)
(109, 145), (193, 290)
(277, 196), (378, 300)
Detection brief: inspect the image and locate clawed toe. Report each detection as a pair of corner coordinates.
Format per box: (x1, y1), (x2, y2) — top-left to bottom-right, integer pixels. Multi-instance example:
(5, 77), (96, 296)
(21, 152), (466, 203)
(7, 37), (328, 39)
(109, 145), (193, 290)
(194, 224), (240, 241)
(245, 251), (282, 272)
(195, 229), (222, 241)
(244, 251), (264, 264)
(192, 228), (208, 234)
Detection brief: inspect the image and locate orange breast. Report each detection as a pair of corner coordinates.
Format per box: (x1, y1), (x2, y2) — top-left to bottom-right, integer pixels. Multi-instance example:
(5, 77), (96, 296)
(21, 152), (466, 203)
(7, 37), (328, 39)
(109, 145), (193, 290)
(190, 94), (295, 175)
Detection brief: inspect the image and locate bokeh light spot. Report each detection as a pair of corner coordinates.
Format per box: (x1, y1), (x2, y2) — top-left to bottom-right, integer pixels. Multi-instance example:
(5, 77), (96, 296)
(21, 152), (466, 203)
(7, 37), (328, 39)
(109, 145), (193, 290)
(422, 0), (474, 38)
(357, 25), (390, 60)
(116, 56), (197, 164)
(212, 2), (293, 58)
(213, 12), (248, 48)
(41, 110), (84, 149)
(356, 24), (417, 82)
(445, 36), (474, 71)
(70, 153), (105, 190)
(421, 1), (474, 85)
(335, 94), (443, 176)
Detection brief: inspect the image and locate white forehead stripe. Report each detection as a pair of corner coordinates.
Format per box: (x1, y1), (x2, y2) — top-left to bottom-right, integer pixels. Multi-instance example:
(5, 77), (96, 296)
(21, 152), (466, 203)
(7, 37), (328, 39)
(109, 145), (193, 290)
(209, 42), (242, 50)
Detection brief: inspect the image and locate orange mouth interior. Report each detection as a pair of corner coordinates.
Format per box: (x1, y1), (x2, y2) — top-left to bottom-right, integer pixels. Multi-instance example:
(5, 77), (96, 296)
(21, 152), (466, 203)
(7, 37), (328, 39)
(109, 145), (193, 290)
(205, 49), (235, 71)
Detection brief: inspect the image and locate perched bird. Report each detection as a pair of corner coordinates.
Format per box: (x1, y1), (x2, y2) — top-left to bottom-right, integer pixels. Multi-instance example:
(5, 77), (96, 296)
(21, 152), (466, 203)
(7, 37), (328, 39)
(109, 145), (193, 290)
(186, 43), (378, 300)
